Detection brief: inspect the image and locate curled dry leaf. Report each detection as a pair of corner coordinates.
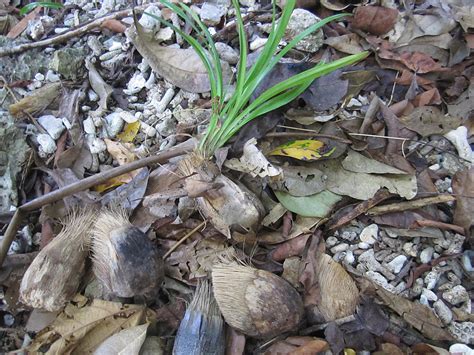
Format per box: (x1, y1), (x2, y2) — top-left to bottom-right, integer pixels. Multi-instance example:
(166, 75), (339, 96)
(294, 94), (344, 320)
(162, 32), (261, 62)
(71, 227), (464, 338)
(324, 33), (365, 55)
(375, 286), (454, 341)
(452, 167), (474, 234)
(271, 165), (326, 197)
(265, 336), (329, 355)
(225, 138), (282, 178)
(86, 59), (113, 117)
(9, 82), (61, 117)
(299, 236), (359, 322)
(352, 6), (399, 35)
(27, 295), (148, 354)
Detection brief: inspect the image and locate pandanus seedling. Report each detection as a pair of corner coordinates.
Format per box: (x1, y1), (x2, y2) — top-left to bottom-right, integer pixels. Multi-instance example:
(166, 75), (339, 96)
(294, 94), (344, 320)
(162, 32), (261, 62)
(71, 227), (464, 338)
(145, 0), (368, 237)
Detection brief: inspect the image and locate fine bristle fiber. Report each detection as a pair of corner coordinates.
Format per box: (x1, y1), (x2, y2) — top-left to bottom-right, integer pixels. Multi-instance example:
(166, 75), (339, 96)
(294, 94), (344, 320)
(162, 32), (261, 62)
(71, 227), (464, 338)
(189, 280), (220, 318)
(57, 207), (97, 246)
(90, 207), (131, 284)
(211, 264), (255, 332)
(173, 280), (225, 355)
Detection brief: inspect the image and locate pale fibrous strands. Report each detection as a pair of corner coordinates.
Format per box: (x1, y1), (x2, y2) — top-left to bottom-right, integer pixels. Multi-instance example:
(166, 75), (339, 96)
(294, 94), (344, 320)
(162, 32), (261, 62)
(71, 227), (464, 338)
(144, 0), (369, 158)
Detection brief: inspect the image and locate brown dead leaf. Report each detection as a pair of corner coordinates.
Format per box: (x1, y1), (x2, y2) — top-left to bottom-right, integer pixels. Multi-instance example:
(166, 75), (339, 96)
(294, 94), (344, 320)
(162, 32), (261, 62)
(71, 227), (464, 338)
(104, 139), (136, 165)
(412, 88), (442, 107)
(324, 33), (364, 54)
(452, 167), (474, 236)
(226, 327), (246, 355)
(399, 106), (462, 136)
(271, 234), (310, 262)
(27, 295), (148, 354)
(128, 20), (231, 93)
(352, 6), (399, 35)
(101, 19), (126, 33)
(399, 52), (443, 74)
(299, 234), (359, 323)
(376, 287), (454, 341)
(9, 82), (61, 117)
(6, 7), (41, 39)
(264, 336), (327, 355)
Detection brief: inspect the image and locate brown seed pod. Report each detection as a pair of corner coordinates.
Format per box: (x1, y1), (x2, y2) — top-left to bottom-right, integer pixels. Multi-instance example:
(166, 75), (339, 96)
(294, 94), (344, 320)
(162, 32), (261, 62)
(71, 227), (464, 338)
(212, 264), (304, 338)
(173, 280), (225, 355)
(91, 208), (164, 298)
(179, 153), (265, 238)
(20, 209), (97, 311)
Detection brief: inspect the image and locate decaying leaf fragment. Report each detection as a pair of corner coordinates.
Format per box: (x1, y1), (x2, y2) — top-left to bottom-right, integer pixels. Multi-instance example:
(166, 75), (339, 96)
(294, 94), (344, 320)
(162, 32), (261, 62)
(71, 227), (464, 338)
(225, 138), (282, 178)
(375, 286), (454, 341)
(94, 323), (149, 355)
(9, 82), (61, 117)
(27, 295), (149, 354)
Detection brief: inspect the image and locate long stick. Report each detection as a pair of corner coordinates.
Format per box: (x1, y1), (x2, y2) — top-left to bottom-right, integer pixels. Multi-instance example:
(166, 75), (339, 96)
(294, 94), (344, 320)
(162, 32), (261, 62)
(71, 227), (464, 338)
(0, 5), (149, 57)
(0, 140), (195, 266)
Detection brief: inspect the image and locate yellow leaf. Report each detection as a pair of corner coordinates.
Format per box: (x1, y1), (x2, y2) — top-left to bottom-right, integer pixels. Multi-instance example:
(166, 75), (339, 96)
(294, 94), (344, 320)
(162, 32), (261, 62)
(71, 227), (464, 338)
(269, 140), (336, 161)
(117, 121), (141, 143)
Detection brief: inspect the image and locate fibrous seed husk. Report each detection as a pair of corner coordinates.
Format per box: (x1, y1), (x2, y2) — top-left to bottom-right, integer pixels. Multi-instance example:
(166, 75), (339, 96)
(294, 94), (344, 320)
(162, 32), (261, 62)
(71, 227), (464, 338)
(20, 208), (97, 311)
(173, 280), (225, 355)
(212, 263), (304, 338)
(90, 207), (164, 298)
(179, 152), (265, 238)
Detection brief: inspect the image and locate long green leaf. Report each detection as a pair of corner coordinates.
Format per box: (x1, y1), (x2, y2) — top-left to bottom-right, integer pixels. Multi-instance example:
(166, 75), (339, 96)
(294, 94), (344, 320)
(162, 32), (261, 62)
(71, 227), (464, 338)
(20, 1), (63, 16)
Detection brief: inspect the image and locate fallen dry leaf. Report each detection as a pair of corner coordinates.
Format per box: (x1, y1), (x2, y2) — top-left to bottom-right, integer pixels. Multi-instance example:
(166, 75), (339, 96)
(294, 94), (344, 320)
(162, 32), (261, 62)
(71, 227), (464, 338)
(399, 106), (462, 136)
(352, 6), (399, 35)
(299, 235), (359, 323)
(375, 287), (454, 341)
(128, 20), (231, 93)
(452, 167), (474, 235)
(27, 295), (148, 354)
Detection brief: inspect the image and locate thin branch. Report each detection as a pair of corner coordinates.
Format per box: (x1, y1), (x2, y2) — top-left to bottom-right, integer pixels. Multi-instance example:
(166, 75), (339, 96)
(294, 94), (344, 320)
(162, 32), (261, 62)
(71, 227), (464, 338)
(0, 140), (195, 266)
(163, 220), (207, 259)
(366, 194), (456, 216)
(0, 5), (149, 57)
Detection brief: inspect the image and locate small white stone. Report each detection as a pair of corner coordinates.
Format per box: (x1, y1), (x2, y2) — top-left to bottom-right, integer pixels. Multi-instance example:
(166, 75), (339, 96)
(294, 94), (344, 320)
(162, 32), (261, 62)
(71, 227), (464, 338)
(140, 121), (157, 137)
(421, 288), (438, 302)
(403, 242), (418, 257)
(443, 285), (469, 305)
(358, 242), (370, 249)
(62, 117), (72, 130)
(88, 89), (99, 102)
(343, 250), (355, 265)
(104, 112), (124, 138)
(87, 137), (107, 154)
(420, 294), (429, 306)
(250, 37), (268, 51)
(434, 300), (452, 325)
(425, 269), (441, 290)
(3, 314), (14, 327)
(34, 73), (45, 81)
(340, 230), (358, 241)
(45, 70), (60, 82)
(365, 271), (395, 292)
(359, 224), (378, 244)
(326, 236), (338, 248)
(200, 3), (225, 26)
(444, 126), (473, 163)
(387, 255), (407, 274)
(420, 246), (434, 264)
(37, 115), (65, 140)
(37, 134), (56, 154)
(347, 98), (362, 108)
(215, 42), (239, 64)
(83, 117), (96, 135)
(139, 4), (161, 33)
(124, 71), (147, 95)
(448, 322), (474, 345)
(156, 27), (174, 42)
(330, 243), (349, 254)
(119, 110), (138, 124)
(449, 344), (473, 354)
(429, 163), (441, 171)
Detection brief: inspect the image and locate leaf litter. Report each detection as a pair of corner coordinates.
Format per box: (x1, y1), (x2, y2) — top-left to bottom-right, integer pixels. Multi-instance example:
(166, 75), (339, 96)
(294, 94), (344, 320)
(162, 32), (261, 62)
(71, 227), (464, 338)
(0, 0), (473, 353)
